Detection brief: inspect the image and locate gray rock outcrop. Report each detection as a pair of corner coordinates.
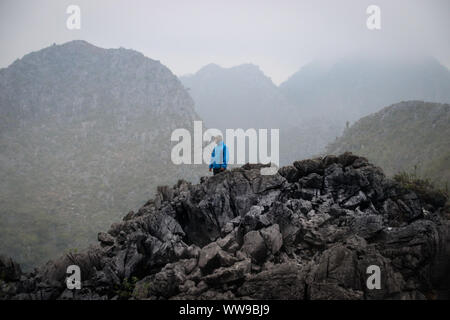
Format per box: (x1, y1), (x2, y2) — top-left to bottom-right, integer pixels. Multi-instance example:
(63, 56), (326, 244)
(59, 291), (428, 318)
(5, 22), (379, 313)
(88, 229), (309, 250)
(1, 153), (449, 300)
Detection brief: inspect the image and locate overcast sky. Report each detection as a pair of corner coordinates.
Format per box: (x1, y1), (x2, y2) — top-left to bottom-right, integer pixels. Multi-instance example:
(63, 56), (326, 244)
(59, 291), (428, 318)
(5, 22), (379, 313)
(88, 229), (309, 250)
(0, 0), (449, 84)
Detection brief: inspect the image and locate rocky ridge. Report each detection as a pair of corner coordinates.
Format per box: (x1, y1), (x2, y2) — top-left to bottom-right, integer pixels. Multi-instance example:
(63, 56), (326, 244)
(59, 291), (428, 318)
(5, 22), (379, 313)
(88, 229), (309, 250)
(1, 153), (449, 300)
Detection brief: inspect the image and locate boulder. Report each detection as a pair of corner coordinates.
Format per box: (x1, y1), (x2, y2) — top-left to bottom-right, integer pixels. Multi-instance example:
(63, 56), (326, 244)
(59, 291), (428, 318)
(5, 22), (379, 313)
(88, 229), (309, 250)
(260, 224), (283, 255)
(198, 243), (237, 274)
(98, 232), (115, 246)
(240, 231), (267, 264)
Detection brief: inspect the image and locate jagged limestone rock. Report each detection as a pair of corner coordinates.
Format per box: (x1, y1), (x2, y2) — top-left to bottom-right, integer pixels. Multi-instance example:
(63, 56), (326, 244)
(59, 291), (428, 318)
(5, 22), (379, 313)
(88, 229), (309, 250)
(1, 153), (449, 300)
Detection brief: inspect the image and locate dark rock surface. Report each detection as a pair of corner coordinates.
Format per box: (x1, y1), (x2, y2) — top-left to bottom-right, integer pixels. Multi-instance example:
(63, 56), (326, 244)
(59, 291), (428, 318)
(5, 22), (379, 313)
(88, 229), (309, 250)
(1, 153), (449, 300)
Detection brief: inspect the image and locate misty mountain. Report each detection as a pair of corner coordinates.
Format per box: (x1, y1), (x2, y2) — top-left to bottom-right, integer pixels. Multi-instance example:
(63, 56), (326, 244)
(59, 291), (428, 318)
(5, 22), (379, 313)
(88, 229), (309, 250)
(280, 56), (450, 123)
(326, 101), (450, 187)
(183, 56), (450, 166)
(180, 64), (341, 165)
(0, 40), (201, 269)
(180, 63), (295, 131)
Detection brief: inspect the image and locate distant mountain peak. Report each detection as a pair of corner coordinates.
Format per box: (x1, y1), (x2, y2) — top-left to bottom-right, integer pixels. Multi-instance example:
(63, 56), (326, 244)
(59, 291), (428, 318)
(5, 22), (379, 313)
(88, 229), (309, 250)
(60, 39), (95, 48)
(8, 40), (154, 72)
(279, 55), (450, 123)
(179, 62), (291, 130)
(199, 63), (222, 71)
(0, 41), (200, 269)
(191, 62), (265, 77)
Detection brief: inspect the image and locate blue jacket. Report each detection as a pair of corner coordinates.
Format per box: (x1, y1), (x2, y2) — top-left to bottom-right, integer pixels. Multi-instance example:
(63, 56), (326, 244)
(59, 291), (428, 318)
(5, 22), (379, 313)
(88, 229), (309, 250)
(209, 142), (229, 169)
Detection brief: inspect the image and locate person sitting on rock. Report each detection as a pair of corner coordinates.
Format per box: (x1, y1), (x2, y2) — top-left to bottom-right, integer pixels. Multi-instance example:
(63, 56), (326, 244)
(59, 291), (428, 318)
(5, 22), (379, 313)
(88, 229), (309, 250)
(209, 135), (229, 175)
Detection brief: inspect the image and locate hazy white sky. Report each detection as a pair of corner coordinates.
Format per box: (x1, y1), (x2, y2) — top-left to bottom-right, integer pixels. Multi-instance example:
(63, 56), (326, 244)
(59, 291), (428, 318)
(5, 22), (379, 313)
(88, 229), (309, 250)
(0, 0), (449, 84)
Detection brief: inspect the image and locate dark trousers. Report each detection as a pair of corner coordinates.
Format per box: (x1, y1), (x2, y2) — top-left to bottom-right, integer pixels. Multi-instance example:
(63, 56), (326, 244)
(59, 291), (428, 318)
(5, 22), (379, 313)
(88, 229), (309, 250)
(213, 168), (225, 176)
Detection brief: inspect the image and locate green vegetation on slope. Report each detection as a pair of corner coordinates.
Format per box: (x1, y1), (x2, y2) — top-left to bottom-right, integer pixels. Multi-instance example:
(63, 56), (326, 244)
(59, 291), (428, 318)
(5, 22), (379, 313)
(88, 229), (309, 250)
(326, 101), (450, 188)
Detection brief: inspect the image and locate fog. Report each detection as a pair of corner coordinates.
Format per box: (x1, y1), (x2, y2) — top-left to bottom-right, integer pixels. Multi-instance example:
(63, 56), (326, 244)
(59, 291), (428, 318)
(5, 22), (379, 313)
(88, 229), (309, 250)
(0, 0), (449, 283)
(0, 0), (449, 84)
